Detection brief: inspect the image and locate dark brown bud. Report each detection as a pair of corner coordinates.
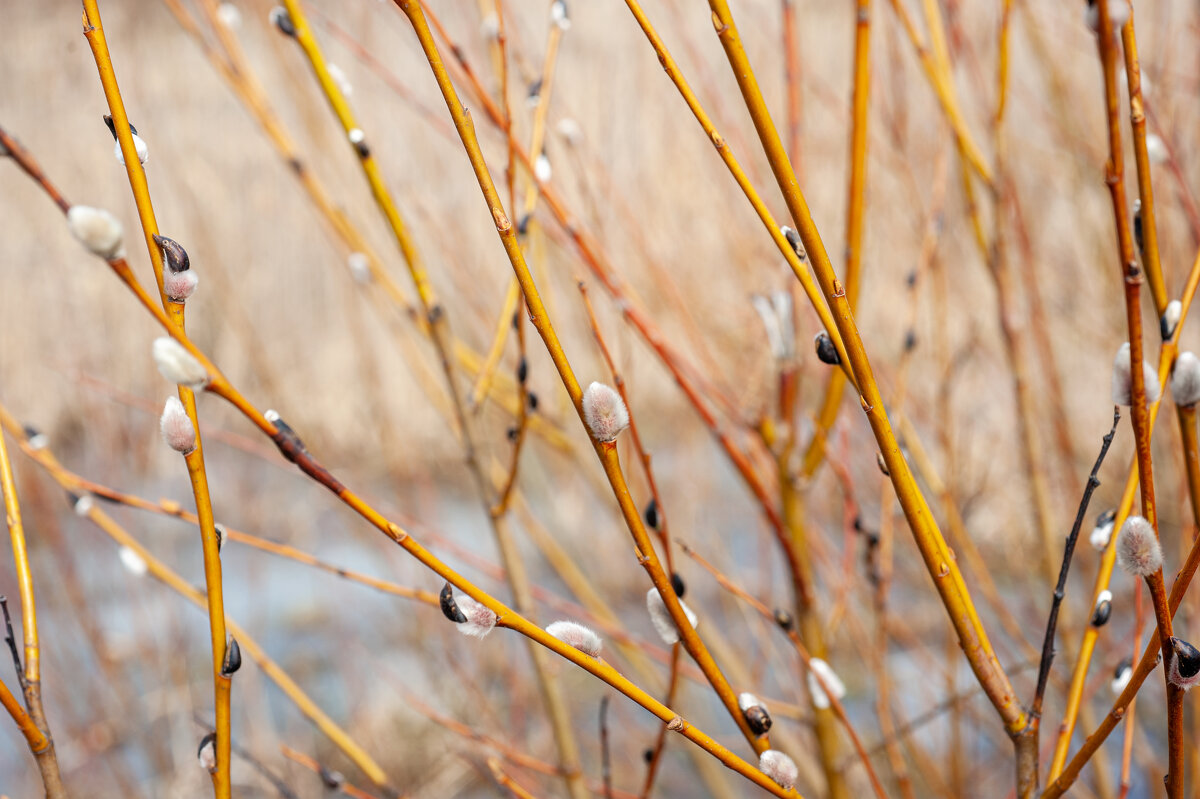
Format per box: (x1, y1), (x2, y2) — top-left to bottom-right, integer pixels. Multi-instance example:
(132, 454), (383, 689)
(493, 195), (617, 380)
(814, 332), (840, 365)
(1172, 637), (1200, 680)
(318, 765), (345, 789)
(773, 608), (794, 631)
(1090, 592), (1112, 627)
(440, 582), (467, 623)
(670, 572), (686, 598)
(153, 234), (190, 273)
(643, 498), (660, 531)
(221, 637), (242, 676)
(269, 7), (296, 36)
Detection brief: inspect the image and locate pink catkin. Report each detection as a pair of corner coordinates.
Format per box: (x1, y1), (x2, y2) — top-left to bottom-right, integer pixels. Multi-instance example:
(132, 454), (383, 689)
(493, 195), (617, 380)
(581, 382), (629, 443)
(545, 620), (602, 657)
(160, 396), (196, 454)
(1115, 515), (1163, 578)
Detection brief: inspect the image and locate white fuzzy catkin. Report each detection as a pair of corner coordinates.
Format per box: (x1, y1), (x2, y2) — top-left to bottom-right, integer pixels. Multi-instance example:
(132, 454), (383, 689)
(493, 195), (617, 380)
(646, 588), (698, 645)
(1171, 352), (1200, 406)
(550, 0), (570, 30)
(160, 396), (197, 454)
(582, 382), (629, 443)
(73, 494), (94, 517)
(1116, 515), (1163, 577)
(327, 63), (353, 97)
(557, 118), (583, 146)
(1085, 0), (1131, 32)
(534, 153), (552, 182)
(546, 620), (602, 657)
(67, 206), (124, 259)
(1163, 300), (1182, 338)
(1111, 342), (1161, 405)
(113, 132), (149, 166)
(152, 338), (209, 389)
(347, 252), (371, 284)
(163, 267), (198, 302)
(1090, 515), (1116, 550)
(1146, 133), (1167, 165)
(118, 546), (148, 576)
(453, 593), (498, 639)
(806, 658), (846, 710)
(216, 3), (241, 27)
(738, 692), (767, 713)
(758, 750), (799, 790)
(1111, 664), (1133, 695)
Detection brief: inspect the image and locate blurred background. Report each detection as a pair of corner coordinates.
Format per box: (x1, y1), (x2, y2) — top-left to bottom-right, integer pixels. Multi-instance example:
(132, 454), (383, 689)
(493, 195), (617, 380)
(2, 0), (1200, 796)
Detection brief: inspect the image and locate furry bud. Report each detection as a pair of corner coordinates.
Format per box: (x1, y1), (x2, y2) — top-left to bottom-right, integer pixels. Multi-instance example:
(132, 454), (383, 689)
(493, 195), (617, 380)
(1085, 0), (1131, 32)
(318, 766), (345, 789)
(113, 133), (149, 166)
(646, 588), (698, 645)
(557, 118), (583, 146)
(214, 522), (227, 552)
(1171, 352), (1200, 407)
(1111, 342), (1160, 405)
(216, 3), (241, 27)
(197, 732), (217, 772)
(152, 337), (209, 388)
(347, 252), (371, 284)
(807, 658), (845, 709)
(73, 493), (94, 517)
(546, 620), (602, 657)
(160, 396), (197, 454)
(1146, 133), (1167, 165)
(582, 382), (629, 443)
(450, 591), (498, 639)
(738, 693), (772, 736)
(1090, 508), (1116, 550)
(327, 63), (353, 97)
(1162, 300), (1183, 340)
(118, 546), (148, 576)
(534, 153), (552, 182)
(551, 0), (570, 30)
(1091, 590), (1113, 627)
(1116, 515), (1163, 577)
(759, 749), (798, 790)
(1111, 657), (1133, 695)
(67, 205), (124, 259)
(1168, 637), (1200, 689)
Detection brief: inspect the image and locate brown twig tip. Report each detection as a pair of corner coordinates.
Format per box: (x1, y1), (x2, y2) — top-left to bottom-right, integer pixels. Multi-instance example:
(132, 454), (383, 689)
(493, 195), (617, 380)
(103, 114), (148, 166)
(1085, 0), (1130, 33)
(545, 620), (602, 657)
(814, 331), (840, 365)
(67, 205), (124, 259)
(221, 637), (242, 677)
(1090, 508), (1117, 550)
(268, 6), (296, 36)
(758, 749), (798, 790)
(1162, 300), (1182, 340)
(582, 382), (629, 443)
(1170, 351), (1200, 406)
(1115, 515), (1163, 577)
(160, 396), (197, 455)
(1168, 638), (1200, 689)
(1111, 342), (1161, 405)
(152, 338), (210, 389)
(197, 731), (218, 773)
(646, 588), (698, 645)
(737, 693), (773, 736)
(1090, 590), (1113, 627)
(807, 658), (846, 709)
